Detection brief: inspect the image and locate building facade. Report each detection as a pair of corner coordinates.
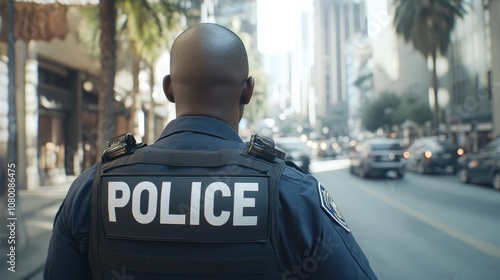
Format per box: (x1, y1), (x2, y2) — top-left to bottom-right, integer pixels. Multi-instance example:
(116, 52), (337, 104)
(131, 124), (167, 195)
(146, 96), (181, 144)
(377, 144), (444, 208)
(435, 0), (500, 152)
(1, 4), (164, 189)
(313, 0), (367, 137)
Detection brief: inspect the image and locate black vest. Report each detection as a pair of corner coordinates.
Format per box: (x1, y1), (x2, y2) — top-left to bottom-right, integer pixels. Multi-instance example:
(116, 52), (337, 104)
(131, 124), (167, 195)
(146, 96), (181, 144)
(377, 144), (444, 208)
(88, 144), (287, 279)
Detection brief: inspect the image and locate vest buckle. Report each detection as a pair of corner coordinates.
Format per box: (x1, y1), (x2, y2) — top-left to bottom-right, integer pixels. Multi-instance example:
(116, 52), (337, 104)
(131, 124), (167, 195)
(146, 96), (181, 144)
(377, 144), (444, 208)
(247, 134), (286, 162)
(102, 133), (146, 162)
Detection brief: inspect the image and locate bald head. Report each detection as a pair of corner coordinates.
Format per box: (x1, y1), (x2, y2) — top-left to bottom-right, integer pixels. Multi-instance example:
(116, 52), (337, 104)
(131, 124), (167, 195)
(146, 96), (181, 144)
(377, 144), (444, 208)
(163, 23), (254, 131)
(171, 23), (249, 86)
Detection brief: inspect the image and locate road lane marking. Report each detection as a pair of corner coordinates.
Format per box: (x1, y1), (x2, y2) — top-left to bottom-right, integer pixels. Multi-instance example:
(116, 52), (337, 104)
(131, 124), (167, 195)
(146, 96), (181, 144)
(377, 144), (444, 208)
(354, 183), (500, 259)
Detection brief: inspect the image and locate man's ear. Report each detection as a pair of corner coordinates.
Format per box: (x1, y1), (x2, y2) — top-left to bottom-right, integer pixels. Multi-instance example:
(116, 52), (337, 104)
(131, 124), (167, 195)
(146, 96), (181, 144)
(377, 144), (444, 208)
(163, 75), (175, 103)
(240, 76), (254, 105)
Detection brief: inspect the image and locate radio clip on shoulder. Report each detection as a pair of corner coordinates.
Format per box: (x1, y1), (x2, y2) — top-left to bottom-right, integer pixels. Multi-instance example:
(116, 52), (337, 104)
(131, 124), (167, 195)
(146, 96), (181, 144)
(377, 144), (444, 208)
(102, 133), (146, 162)
(247, 134), (286, 162)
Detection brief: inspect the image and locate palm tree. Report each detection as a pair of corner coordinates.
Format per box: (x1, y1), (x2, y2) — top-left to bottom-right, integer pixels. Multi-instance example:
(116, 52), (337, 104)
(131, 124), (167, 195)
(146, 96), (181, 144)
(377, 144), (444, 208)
(96, 0), (117, 161)
(393, 0), (467, 134)
(118, 0), (181, 141)
(80, 0), (181, 159)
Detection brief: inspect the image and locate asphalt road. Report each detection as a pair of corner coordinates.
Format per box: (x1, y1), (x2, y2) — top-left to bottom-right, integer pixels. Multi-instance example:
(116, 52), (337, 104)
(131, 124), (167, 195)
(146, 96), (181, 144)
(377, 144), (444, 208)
(311, 158), (500, 280)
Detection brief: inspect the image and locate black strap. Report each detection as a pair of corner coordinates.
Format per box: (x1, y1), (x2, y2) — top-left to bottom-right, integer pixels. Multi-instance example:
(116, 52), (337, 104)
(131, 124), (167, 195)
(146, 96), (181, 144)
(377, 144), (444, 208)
(101, 148), (275, 173)
(267, 157), (288, 273)
(89, 161), (104, 280)
(98, 247), (280, 275)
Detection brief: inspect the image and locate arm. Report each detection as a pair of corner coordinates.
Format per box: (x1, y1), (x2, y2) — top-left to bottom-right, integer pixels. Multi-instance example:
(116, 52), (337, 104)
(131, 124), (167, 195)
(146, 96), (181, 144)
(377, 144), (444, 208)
(44, 167), (96, 280)
(278, 169), (377, 279)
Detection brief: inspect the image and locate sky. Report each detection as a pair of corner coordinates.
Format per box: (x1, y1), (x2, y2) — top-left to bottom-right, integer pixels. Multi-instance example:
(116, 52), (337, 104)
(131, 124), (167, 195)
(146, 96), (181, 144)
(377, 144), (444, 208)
(257, 0), (389, 55)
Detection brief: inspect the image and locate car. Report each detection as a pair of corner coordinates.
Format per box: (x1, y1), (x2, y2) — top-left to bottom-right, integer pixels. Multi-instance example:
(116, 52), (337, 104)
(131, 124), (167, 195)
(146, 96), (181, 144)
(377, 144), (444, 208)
(405, 137), (463, 175)
(274, 137), (311, 173)
(457, 138), (500, 190)
(317, 139), (341, 158)
(349, 138), (405, 178)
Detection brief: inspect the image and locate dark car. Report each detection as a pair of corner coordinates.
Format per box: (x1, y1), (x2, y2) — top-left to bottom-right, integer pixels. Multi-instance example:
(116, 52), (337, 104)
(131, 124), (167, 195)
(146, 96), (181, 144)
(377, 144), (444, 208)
(349, 138), (405, 178)
(405, 137), (463, 174)
(457, 139), (500, 190)
(274, 137), (311, 173)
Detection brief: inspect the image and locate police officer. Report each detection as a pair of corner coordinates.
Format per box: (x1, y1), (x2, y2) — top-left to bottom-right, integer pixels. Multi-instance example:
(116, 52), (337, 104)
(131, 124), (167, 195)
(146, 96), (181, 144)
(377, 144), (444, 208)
(44, 23), (377, 280)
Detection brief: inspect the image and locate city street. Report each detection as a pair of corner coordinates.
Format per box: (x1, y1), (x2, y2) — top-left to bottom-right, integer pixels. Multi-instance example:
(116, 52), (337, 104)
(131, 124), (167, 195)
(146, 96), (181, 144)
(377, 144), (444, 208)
(311, 158), (500, 280)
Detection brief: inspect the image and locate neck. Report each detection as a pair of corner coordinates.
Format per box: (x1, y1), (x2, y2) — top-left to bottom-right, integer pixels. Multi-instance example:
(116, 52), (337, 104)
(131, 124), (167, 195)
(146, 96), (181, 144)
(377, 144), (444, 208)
(175, 110), (240, 133)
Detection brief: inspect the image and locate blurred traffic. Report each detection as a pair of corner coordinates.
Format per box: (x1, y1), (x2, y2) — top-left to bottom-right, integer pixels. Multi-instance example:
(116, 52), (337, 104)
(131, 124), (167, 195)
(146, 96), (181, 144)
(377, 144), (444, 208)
(270, 128), (500, 192)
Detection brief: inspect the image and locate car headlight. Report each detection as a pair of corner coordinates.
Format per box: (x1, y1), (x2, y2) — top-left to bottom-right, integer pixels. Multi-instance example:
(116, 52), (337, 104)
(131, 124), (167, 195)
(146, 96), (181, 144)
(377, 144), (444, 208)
(468, 160), (479, 168)
(424, 151), (432, 159)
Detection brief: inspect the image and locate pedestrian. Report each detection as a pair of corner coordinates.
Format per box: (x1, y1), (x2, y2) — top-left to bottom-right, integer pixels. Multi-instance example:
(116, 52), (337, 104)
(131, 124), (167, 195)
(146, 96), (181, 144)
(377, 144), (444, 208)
(44, 23), (377, 280)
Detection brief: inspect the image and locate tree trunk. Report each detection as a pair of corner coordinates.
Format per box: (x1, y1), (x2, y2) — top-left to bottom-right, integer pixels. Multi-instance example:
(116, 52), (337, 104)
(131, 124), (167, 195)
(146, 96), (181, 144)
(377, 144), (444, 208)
(97, 0), (117, 161)
(431, 50), (440, 135)
(129, 49), (142, 140)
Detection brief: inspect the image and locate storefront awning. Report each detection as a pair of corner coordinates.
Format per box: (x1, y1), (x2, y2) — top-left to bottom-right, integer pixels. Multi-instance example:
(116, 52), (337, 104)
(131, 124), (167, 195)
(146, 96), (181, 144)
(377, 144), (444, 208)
(0, 0), (96, 43)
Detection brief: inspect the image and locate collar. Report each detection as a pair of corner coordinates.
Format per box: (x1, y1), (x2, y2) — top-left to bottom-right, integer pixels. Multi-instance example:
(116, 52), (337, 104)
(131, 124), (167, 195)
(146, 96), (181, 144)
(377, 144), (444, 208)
(155, 116), (243, 143)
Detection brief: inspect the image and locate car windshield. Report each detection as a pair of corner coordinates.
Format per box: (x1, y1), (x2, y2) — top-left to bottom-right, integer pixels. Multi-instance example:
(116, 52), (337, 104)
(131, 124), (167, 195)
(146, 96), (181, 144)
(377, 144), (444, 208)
(432, 141), (457, 151)
(371, 143), (402, 151)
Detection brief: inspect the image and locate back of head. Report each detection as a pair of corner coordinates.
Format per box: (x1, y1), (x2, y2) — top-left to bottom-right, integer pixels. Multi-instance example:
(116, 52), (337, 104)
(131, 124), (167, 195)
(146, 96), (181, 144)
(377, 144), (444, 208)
(170, 23), (249, 87)
(165, 23), (252, 128)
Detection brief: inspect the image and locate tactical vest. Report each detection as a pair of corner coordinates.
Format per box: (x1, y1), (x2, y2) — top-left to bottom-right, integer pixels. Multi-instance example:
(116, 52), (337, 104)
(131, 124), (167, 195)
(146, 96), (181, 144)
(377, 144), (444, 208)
(89, 134), (287, 280)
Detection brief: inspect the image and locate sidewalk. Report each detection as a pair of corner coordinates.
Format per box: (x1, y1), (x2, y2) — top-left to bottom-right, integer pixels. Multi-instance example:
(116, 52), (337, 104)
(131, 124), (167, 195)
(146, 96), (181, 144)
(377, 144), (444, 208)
(1, 177), (73, 280)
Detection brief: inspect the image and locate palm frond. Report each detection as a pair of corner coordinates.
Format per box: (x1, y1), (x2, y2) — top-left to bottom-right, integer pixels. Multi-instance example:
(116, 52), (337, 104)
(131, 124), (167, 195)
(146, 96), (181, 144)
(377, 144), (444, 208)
(393, 0), (468, 57)
(78, 6), (101, 58)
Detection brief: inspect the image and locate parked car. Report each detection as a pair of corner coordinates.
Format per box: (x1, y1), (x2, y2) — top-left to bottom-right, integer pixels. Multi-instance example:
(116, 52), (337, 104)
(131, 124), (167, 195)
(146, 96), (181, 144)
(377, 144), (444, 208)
(349, 138), (405, 178)
(274, 137), (311, 173)
(457, 138), (500, 190)
(405, 137), (463, 174)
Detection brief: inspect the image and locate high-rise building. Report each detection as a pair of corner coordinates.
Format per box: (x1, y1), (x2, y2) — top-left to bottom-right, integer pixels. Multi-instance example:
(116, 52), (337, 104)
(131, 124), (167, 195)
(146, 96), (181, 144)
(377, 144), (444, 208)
(313, 0), (368, 137)
(214, 0), (257, 37)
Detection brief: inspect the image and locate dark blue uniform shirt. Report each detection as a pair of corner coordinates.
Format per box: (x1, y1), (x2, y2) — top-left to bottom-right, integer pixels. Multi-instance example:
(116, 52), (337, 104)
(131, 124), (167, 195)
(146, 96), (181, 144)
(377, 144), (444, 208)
(44, 116), (377, 279)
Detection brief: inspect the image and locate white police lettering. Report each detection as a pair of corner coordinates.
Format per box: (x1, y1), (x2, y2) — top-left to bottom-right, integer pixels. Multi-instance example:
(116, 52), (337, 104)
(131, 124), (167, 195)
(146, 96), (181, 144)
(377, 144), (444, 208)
(132, 182), (158, 224)
(160, 182), (186, 224)
(107, 181), (259, 226)
(204, 182), (231, 226)
(233, 183), (258, 226)
(190, 182), (201, 225)
(108, 182), (131, 222)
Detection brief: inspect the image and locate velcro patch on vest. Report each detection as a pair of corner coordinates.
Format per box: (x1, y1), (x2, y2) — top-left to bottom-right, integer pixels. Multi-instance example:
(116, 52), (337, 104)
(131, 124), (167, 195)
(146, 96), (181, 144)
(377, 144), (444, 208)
(318, 182), (350, 232)
(100, 175), (270, 242)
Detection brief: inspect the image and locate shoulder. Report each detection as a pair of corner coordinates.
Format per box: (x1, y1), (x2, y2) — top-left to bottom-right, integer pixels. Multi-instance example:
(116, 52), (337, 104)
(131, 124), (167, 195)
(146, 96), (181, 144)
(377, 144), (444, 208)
(279, 167), (346, 230)
(277, 166), (377, 279)
(63, 165), (96, 208)
(53, 165), (96, 248)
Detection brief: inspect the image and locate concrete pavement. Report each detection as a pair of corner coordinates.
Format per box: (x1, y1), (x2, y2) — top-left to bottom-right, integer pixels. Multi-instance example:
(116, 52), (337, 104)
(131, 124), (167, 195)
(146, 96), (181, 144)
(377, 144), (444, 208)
(0, 177), (73, 280)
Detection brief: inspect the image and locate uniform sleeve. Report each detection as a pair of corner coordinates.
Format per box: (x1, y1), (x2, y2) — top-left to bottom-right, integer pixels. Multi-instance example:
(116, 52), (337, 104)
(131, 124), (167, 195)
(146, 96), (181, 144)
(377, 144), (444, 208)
(44, 166), (96, 280)
(278, 168), (378, 279)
